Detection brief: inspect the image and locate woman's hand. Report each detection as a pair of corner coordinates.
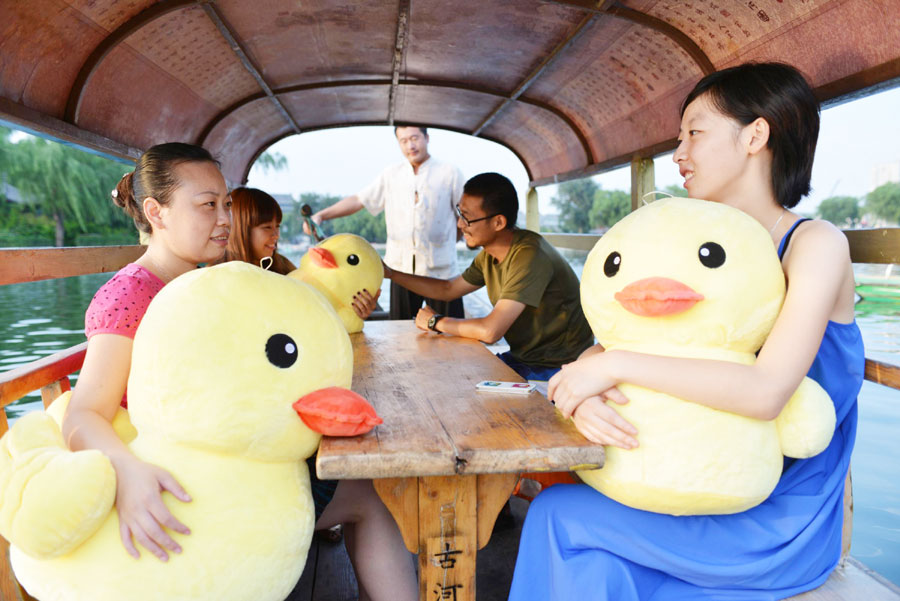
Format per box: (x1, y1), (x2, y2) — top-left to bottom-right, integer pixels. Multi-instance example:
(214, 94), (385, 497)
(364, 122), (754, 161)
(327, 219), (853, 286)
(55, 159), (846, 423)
(113, 455), (192, 561)
(548, 352), (625, 418)
(571, 395), (638, 449)
(351, 288), (381, 320)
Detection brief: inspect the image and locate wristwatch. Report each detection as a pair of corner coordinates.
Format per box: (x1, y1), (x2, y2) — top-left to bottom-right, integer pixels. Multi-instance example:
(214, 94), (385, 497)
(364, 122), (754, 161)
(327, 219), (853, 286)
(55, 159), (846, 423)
(427, 314), (444, 332)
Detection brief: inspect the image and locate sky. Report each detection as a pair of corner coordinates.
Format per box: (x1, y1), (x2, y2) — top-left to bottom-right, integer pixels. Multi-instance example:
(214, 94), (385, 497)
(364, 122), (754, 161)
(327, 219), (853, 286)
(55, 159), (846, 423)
(247, 85), (900, 217)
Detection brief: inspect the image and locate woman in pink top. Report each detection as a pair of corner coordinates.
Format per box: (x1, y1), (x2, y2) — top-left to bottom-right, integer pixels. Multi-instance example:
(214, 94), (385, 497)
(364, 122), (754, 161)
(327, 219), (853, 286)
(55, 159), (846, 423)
(63, 143), (232, 562)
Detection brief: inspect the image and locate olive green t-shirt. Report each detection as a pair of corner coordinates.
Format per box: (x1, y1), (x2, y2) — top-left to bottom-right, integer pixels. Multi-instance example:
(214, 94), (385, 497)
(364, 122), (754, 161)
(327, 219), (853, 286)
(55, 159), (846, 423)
(461, 229), (594, 368)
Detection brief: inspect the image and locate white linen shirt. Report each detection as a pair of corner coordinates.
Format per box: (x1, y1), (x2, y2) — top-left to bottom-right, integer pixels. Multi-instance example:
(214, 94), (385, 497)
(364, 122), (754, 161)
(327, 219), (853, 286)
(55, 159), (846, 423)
(357, 157), (463, 279)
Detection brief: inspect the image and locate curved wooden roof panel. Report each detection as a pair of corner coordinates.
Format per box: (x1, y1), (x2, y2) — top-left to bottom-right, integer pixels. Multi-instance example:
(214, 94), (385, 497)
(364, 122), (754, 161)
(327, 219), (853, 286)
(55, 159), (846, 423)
(218, 1), (398, 88)
(1, 0), (898, 187)
(403, 0), (588, 92)
(202, 98), (292, 184)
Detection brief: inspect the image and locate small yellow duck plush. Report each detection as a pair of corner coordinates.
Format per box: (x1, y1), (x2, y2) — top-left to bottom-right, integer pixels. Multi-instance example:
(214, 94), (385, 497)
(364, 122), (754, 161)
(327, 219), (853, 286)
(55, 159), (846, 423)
(576, 198), (835, 515)
(0, 262), (381, 601)
(289, 233), (384, 333)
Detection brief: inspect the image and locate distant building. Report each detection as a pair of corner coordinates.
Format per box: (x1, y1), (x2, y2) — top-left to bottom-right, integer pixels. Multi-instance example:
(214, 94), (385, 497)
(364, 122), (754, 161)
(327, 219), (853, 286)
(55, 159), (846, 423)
(537, 213), (560, 232)
(271, 193), (296, 214)
(871, 161), (900, 191)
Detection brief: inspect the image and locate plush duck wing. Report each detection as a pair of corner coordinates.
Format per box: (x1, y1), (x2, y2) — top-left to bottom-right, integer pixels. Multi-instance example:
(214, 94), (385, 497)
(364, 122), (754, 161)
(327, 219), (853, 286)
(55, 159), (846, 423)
(0, 408), (116, 558)
(775, 377), (836, 458)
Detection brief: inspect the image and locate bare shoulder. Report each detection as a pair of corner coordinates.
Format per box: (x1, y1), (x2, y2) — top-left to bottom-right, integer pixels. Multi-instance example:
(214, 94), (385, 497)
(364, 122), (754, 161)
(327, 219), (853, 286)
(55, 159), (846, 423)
(789, 218), (850, 263)
(783, 218), (856, 321)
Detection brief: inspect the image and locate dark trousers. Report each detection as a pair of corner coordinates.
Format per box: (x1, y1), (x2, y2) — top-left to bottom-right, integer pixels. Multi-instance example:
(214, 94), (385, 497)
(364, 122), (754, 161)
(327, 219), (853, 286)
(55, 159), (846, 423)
(389, 280), (465, 320)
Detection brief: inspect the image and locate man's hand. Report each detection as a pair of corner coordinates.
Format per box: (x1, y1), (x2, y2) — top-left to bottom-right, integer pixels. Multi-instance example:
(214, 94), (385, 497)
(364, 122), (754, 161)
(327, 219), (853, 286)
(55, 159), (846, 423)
(381, 260), (393, 279)
(302, 213), (323, 236)
(415, 304), (437, 332)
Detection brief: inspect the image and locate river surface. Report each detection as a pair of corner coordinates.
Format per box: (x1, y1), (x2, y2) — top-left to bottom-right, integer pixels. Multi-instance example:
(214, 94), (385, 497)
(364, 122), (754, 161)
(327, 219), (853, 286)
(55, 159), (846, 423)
(1, 249), (898, 584)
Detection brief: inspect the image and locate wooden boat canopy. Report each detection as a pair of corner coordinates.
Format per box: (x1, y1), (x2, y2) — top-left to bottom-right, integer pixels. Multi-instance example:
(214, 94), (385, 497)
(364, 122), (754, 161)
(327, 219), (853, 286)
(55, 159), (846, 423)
(1, 0), (899, 187)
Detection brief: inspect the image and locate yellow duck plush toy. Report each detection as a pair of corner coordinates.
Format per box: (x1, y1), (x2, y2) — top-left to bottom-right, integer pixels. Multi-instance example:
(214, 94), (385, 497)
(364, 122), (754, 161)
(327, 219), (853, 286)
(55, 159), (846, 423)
(576, 197), (835, 515)
(0, 262), (381, 601)
(289, 233), (384, 333)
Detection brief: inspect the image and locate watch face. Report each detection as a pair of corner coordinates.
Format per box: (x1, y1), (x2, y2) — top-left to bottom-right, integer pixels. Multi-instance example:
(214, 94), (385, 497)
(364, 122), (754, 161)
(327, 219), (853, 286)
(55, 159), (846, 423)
(428, 316), (437, 329)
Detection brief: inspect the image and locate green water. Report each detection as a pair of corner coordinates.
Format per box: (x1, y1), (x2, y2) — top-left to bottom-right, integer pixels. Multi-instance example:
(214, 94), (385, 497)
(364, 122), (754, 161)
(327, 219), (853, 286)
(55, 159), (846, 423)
(1, 258), (899, 585)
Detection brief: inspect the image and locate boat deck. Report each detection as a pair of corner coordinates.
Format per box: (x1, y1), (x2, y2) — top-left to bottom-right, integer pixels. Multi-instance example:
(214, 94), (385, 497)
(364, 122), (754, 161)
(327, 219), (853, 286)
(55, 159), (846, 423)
(287, 495), (900, 601)
(288, 497), (527, 601)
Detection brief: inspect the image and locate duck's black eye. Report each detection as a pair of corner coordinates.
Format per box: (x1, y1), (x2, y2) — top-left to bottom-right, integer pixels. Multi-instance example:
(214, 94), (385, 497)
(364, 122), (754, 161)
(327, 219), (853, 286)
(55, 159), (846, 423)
(698, 242), (726, 268)
(265, 333), (298, 368)
(347, 254), (359, 266)
(603, 252), (621, 277)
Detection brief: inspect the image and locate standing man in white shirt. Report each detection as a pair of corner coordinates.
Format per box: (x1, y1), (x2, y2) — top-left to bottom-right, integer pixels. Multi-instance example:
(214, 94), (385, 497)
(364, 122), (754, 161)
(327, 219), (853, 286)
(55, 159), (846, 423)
(307, 125), (465, 319)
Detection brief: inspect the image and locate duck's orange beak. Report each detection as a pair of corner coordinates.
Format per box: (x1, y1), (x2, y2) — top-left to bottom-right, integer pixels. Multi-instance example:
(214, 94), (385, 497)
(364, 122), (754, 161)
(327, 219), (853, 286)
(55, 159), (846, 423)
(614, 277), (704, 317)
(293, 386), (382, 436)
(309, 247), (338, 269)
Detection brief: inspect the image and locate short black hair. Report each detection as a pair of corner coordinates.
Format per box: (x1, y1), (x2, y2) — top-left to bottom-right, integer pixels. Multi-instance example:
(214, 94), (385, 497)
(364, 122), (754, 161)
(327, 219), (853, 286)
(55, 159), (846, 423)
(393, 125), (428, 137)
(463, 173), (518, 229)
(681, 62), (820, 209)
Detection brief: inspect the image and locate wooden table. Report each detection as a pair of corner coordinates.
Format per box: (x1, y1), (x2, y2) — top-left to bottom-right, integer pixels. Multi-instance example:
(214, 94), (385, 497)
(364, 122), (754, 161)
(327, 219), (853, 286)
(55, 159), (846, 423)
(317, 321), (605, 601)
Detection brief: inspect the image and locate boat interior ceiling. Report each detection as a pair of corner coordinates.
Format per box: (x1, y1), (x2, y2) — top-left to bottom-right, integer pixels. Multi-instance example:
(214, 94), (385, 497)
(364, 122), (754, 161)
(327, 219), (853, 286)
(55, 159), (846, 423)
(1, 0), (898, 189)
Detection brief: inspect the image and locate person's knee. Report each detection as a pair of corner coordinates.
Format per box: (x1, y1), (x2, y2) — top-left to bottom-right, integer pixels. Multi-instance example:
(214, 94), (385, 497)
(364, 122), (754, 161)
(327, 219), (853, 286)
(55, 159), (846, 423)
(335, 479), (387, 524)
(523, 483), (567, 527)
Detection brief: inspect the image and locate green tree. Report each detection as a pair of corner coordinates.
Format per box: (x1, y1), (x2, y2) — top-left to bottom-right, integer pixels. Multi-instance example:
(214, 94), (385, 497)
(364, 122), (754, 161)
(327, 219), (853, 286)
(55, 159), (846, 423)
(281, 192), (387, 244)
(590, 187), (630, 229)
(330, 209), (387, 243)
(3, 134), (131, 246)
(817, 195), (860, 227)
(552, 179), (597, 233)
(662, 184), (688, 198)
(865, 182), (900, 225)
(256, 150), (288, 174)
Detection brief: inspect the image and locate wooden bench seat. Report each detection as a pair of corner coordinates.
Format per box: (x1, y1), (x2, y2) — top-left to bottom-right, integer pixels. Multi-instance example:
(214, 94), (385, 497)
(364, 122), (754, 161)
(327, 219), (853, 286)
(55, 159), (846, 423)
(788, 558), (900, 601)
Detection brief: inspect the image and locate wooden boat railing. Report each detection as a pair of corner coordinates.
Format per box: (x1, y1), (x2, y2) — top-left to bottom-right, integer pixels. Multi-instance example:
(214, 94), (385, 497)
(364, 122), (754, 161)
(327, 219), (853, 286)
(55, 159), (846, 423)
(0, 232), (899, 600)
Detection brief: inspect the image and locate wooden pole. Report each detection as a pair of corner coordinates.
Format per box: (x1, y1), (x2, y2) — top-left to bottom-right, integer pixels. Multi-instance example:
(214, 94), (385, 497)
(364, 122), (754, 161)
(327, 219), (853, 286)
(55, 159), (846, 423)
(525, 187), (540, 232)
(630, 155), (655, 212)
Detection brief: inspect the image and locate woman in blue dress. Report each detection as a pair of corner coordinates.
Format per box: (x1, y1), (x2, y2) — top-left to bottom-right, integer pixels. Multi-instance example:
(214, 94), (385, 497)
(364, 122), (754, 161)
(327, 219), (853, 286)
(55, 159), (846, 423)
(508, 62), (864, 600)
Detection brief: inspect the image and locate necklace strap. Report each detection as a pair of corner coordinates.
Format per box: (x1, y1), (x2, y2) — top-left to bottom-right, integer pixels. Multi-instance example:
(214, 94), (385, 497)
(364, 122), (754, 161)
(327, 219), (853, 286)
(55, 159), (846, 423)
(769, 209), (786, 235)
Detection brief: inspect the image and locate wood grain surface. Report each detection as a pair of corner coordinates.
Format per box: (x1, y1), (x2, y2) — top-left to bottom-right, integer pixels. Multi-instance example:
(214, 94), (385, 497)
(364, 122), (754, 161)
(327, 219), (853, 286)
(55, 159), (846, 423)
(316, 321), (604, 479)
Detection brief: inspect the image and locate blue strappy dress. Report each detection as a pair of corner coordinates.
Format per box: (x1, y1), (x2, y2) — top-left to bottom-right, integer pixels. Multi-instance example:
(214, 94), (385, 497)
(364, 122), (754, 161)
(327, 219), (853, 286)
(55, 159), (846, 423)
(508, 219), (865, 600)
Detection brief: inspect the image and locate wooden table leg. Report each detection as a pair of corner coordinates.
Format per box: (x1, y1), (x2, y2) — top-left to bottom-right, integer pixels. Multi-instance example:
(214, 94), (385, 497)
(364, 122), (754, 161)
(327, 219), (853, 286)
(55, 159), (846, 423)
(374, 473), (520, 601)
(476, 473), (519, 550)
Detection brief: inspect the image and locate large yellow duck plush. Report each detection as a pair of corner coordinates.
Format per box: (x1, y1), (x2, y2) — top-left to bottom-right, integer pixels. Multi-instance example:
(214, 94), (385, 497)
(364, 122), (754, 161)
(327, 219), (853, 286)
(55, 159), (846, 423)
(289, 233), (384, 333)
(576, 197), (835, 515)
(0, 262), (381, 601)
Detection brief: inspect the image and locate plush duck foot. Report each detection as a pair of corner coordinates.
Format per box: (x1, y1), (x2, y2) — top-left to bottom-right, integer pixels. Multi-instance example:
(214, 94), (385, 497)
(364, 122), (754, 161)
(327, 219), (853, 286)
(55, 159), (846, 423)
(0, 412), (116, 558)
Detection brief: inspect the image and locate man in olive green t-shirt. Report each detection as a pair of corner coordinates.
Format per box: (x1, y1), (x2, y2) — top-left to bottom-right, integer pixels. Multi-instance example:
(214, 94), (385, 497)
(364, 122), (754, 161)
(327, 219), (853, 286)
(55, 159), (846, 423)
(383, 172), (594, 380)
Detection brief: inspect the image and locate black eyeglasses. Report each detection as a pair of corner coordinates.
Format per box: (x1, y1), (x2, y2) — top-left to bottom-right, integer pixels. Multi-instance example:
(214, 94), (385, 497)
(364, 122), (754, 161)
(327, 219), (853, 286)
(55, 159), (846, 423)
(455, 205), (499, 227)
